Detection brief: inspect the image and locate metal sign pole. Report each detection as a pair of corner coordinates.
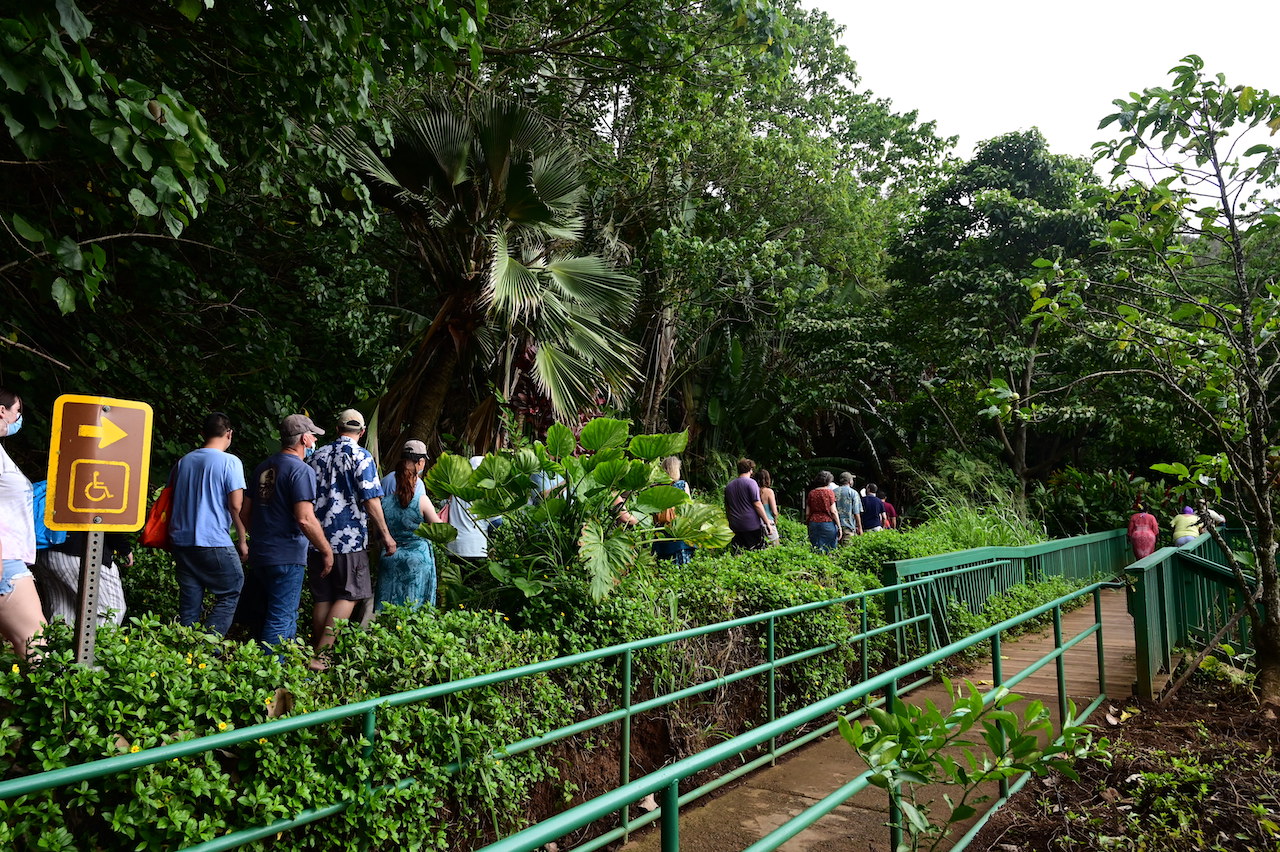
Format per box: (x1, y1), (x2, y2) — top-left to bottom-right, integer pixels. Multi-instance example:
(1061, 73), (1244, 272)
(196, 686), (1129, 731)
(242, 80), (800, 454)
(75, 530), (104, 667)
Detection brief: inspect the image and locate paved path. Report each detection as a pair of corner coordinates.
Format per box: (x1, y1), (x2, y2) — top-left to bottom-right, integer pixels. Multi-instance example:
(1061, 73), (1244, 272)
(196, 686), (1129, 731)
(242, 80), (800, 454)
(621, 588), (1136, 852)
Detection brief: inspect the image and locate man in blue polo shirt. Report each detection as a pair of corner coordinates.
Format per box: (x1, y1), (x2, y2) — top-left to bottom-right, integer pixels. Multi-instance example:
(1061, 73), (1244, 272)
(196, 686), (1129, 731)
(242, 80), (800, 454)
(169, 412), (248, 636)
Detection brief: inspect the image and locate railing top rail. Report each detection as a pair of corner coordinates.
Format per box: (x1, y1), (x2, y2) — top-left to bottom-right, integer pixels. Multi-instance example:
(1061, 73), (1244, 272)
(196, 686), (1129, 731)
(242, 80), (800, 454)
(480, 579), (1120, 852)
(890, 529), (1127, 577)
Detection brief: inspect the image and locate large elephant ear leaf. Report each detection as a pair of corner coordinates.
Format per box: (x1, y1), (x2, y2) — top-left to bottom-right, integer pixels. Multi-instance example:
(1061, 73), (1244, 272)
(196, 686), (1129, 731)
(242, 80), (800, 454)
(580, 417), (631, 452)
(628, 431), (688, 462)
(578, 519), (635, 602)
(425, 453), (481, 501)
(669, 504), (733, 550)
(632, 484), (689, 515)
(545, 422), (576, 459)
(416, 522), (459, 545)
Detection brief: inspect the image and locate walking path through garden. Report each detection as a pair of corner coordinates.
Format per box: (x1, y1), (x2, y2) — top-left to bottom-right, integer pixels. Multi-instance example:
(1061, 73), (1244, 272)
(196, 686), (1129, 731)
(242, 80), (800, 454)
(621, 588), (1137, 852)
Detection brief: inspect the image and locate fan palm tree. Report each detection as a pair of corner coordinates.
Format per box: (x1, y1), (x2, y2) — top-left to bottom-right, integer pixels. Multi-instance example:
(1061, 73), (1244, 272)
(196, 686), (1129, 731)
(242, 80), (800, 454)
(332, 97), (641, 451)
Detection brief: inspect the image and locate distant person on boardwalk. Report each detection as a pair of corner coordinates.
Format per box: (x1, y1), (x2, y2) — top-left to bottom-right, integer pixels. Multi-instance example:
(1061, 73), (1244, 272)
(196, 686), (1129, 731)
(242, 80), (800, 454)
(725, 459), (770, 552)
(169, 412), (248, 636)
(881, 493), (898, 530)
(861, 483), (887, 532)
(376, 440), (444, 611)
(1170, 506), (1203, 547)
(1127, 503), (1160, 560)
(756, 468), (781, 547)
(0, 388), (45, 661)
(1196, 498), (1226, 530)
(239, 415), (333, 652)
(805, 471), (841, 553)
(653, 456), (695, 564)
(834, 472), (863, 543)
(307, 409), (395, 660)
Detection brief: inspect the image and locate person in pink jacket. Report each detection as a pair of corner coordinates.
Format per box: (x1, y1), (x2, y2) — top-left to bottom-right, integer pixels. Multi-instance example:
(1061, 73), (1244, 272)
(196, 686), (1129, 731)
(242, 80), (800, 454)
(1127, 503), (1160, 560)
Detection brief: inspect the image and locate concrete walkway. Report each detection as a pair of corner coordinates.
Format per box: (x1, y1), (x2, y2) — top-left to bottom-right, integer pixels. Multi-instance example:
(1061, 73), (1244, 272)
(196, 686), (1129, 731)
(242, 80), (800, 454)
(620, 588), (1136, 852)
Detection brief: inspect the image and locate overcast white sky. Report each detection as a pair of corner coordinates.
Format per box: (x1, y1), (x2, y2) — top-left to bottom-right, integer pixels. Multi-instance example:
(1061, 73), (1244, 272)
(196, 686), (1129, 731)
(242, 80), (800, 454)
(816, 0), (1276, 163)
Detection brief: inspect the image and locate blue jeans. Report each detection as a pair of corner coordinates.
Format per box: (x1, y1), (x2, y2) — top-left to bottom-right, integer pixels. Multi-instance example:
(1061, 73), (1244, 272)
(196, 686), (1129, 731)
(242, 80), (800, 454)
(253, 563), (306, 647)
(808, 521), (838, 553)
(173, 546), (243, 636)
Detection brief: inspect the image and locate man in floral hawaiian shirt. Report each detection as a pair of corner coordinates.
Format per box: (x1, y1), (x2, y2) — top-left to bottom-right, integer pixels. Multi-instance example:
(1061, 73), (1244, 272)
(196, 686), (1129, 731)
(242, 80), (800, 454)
(306, 409), (395, 661)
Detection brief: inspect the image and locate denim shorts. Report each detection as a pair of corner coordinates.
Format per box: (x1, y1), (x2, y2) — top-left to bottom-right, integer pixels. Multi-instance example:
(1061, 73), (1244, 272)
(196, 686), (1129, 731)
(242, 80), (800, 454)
(1, 559), (33, 597)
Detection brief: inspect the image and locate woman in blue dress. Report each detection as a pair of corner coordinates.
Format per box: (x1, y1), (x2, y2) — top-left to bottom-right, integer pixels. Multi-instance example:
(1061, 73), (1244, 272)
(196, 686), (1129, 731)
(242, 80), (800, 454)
(375, 440), (444, 610)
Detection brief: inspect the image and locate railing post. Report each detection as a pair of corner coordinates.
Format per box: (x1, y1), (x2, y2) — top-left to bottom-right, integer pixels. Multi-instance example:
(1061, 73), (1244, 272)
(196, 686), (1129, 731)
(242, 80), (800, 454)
(1094, 587), (1107, 698)
(766, 616), (777, 761)
(991, 633), (1009, 800)
(1053, 606), (1067, 732)
(885, 678), (902, 852)
(621, 648), (633, 839)
(881, 561), (903, 665)
(660, 779), (680, 852)
(1128, 561), (1156, 701)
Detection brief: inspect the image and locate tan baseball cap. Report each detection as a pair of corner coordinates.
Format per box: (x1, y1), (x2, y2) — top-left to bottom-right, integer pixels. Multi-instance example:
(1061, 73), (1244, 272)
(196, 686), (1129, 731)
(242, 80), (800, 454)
(336, 408), (366, 431)
(402, 439), (427, 459)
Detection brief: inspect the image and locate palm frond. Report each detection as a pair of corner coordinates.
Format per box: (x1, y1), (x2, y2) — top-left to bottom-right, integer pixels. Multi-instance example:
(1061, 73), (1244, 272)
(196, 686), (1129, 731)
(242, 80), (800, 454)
(545, 255), (639, 317)
(486, 230), (542, 322)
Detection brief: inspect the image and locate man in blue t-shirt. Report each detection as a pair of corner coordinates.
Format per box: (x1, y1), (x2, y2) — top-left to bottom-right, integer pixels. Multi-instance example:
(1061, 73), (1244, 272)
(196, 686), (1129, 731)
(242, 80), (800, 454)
(239, 414), (333, 649)
(306, 409), (394, 661)
(169, 412), (248, 636)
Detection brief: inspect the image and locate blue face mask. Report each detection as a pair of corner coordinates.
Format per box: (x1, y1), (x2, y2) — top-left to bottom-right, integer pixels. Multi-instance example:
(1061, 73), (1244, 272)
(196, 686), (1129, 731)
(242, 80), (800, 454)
(305, 443), (315, 459)
(3, 413), (20, 437)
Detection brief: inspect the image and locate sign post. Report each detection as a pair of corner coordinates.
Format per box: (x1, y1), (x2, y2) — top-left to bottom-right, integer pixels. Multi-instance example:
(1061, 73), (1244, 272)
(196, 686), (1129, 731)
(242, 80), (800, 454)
(44, 395), (153, 666)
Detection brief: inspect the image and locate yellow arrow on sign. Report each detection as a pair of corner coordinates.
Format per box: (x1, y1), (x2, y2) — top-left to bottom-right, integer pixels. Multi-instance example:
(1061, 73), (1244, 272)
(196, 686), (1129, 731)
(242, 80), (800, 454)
(79, 415), (128, 449)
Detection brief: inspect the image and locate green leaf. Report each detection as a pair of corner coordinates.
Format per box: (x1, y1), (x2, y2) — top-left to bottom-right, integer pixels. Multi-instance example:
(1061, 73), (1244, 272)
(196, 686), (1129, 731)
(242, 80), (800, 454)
(899, 800), (929, 834)
(512, 577), (544, 597)
(414, 522), (457, 545)
(50, 277), (76, 314)
(425, 453), (481, 501)
(545, 422), (576, 458)
(54, 236), (83, 271)
(579, 418), (630, 452)
(11, 214), (43, 242)
(627, 431), (688, 461)
(632, 485), (689, 515)
(128, 188), (159, 217)
(667, 503), (733, 549)
(1150, 462), (1189, 478)
(56, 0), (94, 42)
(175, 0), (203, 22)
(578, 519), (634, 601)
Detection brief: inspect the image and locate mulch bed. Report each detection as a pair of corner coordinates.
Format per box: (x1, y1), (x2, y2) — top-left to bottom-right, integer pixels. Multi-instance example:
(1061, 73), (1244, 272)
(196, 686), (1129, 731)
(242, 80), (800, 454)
(970, 674), (1280, 851)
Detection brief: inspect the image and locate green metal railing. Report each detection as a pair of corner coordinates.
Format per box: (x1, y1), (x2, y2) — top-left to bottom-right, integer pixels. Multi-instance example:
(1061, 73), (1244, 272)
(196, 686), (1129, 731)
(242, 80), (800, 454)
(480, 580), (1120, 852)
(1127, 530), (1257, 700)
(3, 530), (1134, 849)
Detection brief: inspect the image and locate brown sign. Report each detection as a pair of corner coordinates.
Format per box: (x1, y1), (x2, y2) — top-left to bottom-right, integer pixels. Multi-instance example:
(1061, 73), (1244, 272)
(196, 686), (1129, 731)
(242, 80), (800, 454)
(45, 395), (153, 531)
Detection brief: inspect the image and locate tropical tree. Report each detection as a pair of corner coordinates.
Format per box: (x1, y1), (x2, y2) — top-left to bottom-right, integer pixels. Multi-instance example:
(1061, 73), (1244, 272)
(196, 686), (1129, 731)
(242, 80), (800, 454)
(1030, 56), (1280, 702)
(889, 130), (1112, 496)
(332, 97), (641, 452)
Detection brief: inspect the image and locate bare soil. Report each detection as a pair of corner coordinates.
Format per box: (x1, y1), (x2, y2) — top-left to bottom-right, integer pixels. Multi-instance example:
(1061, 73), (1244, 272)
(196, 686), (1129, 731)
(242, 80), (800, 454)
(970, 674), (1280, 852)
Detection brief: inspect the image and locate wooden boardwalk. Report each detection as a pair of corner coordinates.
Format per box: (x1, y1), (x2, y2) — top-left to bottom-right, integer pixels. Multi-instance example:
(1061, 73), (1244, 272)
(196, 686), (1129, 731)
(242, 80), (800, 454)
(622, 588), (1137, 852)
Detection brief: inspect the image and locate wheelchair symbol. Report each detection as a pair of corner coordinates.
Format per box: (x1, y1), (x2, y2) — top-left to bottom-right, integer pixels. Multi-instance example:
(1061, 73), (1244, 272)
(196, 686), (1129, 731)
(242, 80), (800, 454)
(84, 471), (115, 503)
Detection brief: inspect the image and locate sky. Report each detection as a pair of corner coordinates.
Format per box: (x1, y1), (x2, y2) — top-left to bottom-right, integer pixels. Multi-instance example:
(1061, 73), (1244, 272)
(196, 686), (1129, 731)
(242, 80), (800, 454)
(816, 0), (1277, 163)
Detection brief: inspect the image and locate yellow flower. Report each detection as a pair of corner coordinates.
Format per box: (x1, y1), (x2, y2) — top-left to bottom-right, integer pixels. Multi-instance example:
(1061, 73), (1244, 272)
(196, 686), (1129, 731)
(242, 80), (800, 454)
(198, 663), (207, 670)
(149, 671), (157, 678)
(258, 738), (267, 744)
(397, 623), (403, 631)
(122, 636), (129, 644)
(130, 745), (141, 753)
(503, 617), (510, 621)
(217, 722), (228, 731)
(10, 664), (18, 674)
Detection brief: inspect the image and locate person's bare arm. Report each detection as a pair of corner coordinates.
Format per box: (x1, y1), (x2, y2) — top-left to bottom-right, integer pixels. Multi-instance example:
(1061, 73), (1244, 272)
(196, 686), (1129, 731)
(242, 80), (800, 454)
(239, 496), (253, 535)
(294, 501), (333, 575)
(419, 495), (443, 524)
(227, 488), (249, 562)
(754, 499), (770, 526)
(364, 498), (397, 555)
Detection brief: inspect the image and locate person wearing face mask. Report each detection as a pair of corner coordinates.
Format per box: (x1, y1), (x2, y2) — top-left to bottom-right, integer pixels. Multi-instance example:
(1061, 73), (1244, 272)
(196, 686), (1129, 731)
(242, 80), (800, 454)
(238, 414), (333, 651)
(167, 412), (249, 636)
(0, 388), (46, 661)
(374, 440), (444, 611)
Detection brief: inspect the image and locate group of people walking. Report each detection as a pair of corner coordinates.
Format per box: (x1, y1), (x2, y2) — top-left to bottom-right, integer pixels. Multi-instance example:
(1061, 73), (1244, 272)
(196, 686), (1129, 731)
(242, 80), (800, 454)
(803, 471), (895, 553)
(0, 390), (493, 666)
(1126, 500), (1227, 560)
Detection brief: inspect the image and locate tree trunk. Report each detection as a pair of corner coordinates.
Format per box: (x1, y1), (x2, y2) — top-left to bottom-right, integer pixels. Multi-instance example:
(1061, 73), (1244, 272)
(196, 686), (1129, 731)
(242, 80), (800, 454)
(400, 345), (460, 454)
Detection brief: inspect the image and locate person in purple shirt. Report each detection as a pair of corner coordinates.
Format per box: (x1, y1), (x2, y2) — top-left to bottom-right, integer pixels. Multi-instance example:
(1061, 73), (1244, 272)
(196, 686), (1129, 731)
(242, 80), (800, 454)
(725, 458), (772, 551)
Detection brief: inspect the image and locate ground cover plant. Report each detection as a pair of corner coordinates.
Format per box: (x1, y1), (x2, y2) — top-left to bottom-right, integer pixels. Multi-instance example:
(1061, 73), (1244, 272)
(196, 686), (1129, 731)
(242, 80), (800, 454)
(971, 672), (1280, 851)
